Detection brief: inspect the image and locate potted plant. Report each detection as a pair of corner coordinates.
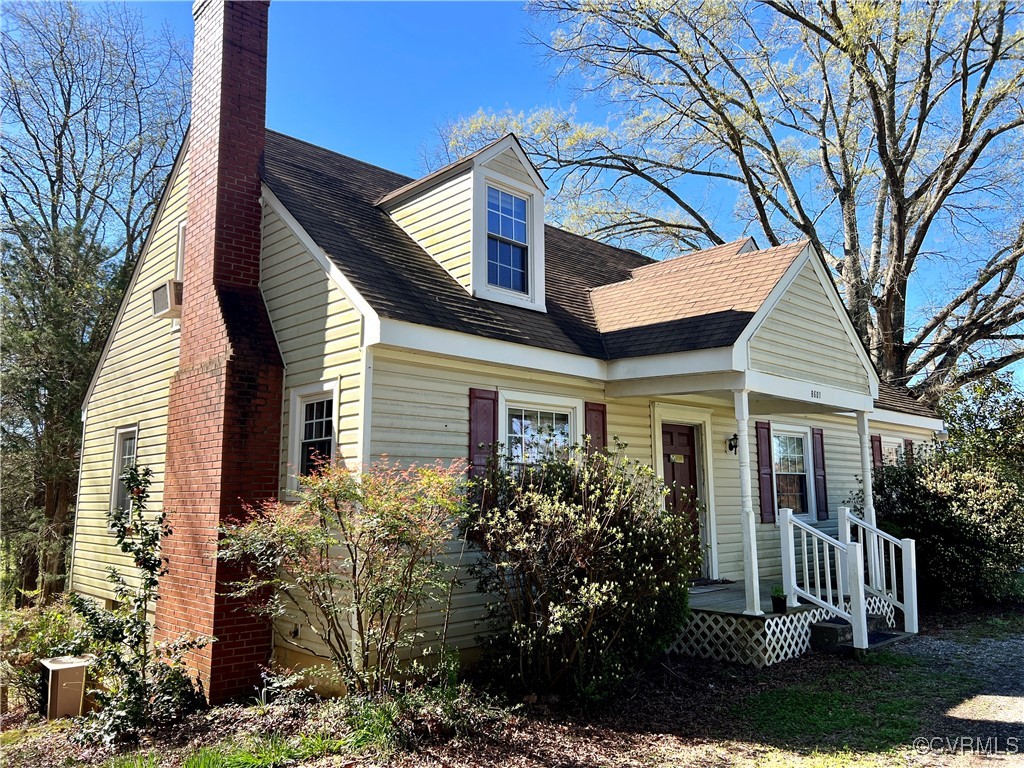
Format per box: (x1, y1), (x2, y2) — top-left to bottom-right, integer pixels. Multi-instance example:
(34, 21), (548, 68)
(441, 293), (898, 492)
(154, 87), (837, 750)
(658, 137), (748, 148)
(770, 584), (788, 614)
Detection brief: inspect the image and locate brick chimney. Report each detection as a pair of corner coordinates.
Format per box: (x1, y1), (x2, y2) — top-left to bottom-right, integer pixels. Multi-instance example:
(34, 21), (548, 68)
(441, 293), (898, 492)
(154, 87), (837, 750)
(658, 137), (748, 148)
(157, 0), (283, 703)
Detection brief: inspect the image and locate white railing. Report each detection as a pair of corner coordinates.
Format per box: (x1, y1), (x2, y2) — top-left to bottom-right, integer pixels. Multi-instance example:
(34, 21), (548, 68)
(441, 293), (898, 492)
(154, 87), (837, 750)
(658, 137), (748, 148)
(839, 507), (918, 634)
(780, 508), (868, 649)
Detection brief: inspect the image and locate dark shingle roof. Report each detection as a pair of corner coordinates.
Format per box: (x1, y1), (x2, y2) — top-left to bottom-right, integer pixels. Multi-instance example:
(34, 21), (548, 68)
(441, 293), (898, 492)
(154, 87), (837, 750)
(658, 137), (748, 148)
(262, 131), (652, 360)
(875, 382), (939, 419)
(261, 131), (938, 421)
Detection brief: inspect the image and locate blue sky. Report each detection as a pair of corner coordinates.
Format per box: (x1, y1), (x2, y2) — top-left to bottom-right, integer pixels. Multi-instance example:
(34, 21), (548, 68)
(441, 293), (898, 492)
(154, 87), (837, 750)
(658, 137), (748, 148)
(135, 1), (1019, 386)
(139, 1), (582, 177)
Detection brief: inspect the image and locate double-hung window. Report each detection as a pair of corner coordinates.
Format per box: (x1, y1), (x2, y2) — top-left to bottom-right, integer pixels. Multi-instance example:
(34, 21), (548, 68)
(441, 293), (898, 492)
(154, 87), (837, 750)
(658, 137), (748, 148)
(110, 426), (138, 516)
(299, 397), (334, 476)
(289, 381), (338, 485)
(506, 407), (571, 464)
(486, 186), (528, 294)
(772, 427), (814, 516)
(498, 391), (582, 466)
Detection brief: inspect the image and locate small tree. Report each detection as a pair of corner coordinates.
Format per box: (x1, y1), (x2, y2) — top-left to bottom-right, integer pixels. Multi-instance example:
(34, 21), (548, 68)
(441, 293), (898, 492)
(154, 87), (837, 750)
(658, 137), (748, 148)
(69, 465), (207, 745)
(466, 444), (698, 701)
(219, 458), (467, 695)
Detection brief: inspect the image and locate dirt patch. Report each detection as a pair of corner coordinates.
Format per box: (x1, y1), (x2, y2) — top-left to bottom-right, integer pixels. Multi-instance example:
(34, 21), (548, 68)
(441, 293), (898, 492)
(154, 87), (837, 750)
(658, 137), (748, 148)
(2, 610), (1021, 768)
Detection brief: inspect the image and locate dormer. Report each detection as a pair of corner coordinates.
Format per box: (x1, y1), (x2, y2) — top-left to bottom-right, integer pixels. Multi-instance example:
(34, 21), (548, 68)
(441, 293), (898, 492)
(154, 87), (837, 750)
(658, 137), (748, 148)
(379, 134), (548, 312)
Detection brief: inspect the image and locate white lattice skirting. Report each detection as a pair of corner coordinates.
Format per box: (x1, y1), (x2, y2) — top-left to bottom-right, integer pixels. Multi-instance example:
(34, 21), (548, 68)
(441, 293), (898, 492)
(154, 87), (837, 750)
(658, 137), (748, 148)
(670, 595), (896, 668)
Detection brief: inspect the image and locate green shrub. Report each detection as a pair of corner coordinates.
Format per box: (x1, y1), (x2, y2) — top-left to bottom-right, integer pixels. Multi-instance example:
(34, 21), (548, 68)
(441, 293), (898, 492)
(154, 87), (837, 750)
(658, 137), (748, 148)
(0, 595), (90, 712)
(219, 458), (467, 695)
(872, 454), (1024, 609)
(466, 443), (698, 700)
(69, 465), (208, 745)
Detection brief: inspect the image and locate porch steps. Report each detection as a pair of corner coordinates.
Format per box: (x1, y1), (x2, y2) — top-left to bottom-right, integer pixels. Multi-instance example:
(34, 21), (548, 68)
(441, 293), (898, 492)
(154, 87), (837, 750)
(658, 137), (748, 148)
(809, 614), (900, 655)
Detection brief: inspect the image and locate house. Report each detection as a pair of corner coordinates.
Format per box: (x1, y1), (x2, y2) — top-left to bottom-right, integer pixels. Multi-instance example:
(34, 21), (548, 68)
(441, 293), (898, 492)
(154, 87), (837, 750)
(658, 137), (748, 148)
(69, 0), (943, 701)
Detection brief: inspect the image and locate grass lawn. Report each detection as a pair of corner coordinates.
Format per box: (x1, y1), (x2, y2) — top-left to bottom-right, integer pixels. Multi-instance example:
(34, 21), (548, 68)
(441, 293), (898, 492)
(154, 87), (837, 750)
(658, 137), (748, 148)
(2, 608), (1020, 768)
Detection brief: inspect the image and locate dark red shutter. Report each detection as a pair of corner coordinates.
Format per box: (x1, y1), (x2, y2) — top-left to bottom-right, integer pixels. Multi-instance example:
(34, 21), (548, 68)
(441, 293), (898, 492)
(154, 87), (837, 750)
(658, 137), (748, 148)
(870, 434), (883, 469)
(903, 438), (914, 465)
(584, 402), (607, 453)
(811, 427), (829, 520)
(468, 388), (498, 477)
(755, 421), (775, 523)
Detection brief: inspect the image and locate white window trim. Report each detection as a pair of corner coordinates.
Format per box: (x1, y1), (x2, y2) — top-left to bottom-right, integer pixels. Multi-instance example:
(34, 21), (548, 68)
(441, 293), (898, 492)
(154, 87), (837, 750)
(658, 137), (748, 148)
(171, 220), (186, 334)
(288, 380), (340, 491)
(770, 423), (816, 519)
(109, 424), (139, 518)
(471, 167), (546, 312)
(497, 390), (584, 461)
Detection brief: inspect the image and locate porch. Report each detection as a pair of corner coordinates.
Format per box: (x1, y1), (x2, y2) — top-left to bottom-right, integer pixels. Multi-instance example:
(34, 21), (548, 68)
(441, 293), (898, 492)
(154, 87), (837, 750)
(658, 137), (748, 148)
(674, 578), (900, 667)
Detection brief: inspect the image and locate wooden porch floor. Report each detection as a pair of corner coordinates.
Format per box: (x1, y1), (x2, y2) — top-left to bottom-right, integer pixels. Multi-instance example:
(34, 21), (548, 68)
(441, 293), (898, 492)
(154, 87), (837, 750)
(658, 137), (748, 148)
(689, 581), (817, 616)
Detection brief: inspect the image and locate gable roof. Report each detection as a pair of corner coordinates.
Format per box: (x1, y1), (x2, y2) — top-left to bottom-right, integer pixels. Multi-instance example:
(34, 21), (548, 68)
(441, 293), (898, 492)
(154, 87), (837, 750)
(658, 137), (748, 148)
(592, 240), (808, 359)
(261, 130), (936, 419)
(261, 131), (648, 360)
(377, 133), (546, 209)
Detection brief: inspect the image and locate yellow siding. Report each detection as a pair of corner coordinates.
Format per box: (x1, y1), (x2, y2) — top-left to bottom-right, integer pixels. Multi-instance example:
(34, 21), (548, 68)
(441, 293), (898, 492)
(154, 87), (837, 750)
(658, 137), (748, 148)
(260, 205), (365, 484)
(364, 347), (933, 644)
(369, 348), (615, 651)
(260, 204), (366, 663)
(389, 172), (473, 291)
(749, 262), (871, 394)
(71, 157), (188, 601)
(482, 148), (535, 187)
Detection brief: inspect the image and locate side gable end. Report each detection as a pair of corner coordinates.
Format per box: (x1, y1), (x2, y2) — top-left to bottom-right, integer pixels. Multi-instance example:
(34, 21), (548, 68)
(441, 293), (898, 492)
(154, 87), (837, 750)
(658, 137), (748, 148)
(70, 137), (189, 598)
(741, 247), (878, 396)
(81, 132), (190, 414)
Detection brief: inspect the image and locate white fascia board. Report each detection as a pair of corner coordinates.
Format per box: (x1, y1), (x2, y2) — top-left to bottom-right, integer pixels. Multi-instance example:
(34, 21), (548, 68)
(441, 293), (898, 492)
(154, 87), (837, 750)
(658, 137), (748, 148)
(606, 346), (737, 381)
(734, 241), (879, 398)
(869, 408), (945, 432)
(260, 184), (381, 346)
(471, 134), (548, 191)
(743, 370), (875, 412)
(606, 371), (743, 399)
(375, 319), (607, 380)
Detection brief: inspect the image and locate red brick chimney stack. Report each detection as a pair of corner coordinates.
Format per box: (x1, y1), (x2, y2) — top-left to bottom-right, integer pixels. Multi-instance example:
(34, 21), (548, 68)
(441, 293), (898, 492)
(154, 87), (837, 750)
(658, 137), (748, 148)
(157, 0), (283, 703)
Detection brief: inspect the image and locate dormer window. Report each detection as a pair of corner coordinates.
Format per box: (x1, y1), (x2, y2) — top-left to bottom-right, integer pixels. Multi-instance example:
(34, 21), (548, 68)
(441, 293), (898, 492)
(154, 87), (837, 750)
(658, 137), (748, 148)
(380, 133), (547, 312)
(486, 187), (528, 293)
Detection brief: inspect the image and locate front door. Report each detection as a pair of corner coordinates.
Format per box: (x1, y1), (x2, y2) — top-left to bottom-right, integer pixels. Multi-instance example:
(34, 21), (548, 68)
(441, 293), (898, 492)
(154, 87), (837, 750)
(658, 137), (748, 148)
(662, 423), (702, 575)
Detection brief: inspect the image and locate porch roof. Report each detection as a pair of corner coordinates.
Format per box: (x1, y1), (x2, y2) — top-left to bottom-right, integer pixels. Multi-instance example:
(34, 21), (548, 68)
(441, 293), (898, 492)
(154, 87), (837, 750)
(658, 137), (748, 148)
(591, 239), (808, 359)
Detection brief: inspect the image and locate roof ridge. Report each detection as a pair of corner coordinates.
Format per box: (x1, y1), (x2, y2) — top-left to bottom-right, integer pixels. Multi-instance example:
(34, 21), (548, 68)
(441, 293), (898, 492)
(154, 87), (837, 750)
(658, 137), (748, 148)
(627, 238), (757, 279)
(265, 128), (416, 184)
(591, 238), (807, 296)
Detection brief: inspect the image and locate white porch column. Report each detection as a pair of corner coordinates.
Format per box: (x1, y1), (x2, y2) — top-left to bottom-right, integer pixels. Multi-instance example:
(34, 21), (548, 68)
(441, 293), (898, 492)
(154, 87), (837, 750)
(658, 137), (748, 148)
(856, 410), (880, 588)
(734, 390), (763, 615)
(856, 410), (877, 526)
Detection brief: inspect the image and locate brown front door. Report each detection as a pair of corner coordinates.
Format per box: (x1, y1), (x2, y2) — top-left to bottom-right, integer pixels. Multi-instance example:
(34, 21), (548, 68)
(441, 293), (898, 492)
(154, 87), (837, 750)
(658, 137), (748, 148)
(662, 423), (701, 572)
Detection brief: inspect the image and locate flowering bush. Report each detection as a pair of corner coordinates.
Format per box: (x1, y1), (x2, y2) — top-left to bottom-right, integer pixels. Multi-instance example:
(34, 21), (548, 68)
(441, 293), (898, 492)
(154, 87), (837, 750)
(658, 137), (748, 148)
(466, 443), (699, 701)
(871, 454), (1024, 609)
(219, 458), (468, 694)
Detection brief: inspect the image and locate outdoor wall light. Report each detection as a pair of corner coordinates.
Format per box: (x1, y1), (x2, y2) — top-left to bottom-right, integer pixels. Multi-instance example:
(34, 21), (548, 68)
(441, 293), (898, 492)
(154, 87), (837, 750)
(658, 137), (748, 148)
(933, 429), (950, 443)
(726, 434), (739, 454)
